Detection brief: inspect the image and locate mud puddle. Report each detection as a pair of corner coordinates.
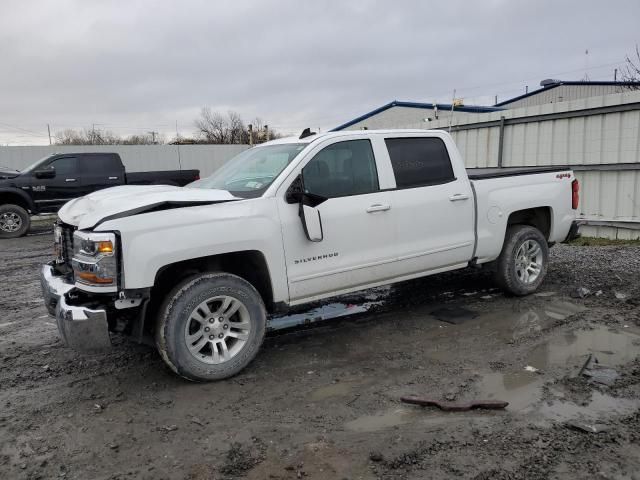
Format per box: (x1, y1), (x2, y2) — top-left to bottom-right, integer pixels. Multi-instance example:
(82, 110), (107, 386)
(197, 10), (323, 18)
(473, 300), (585, 340)
(476, 325), (640, 420)
(344, 406), (481, 433)
(309, 378), (372, 401)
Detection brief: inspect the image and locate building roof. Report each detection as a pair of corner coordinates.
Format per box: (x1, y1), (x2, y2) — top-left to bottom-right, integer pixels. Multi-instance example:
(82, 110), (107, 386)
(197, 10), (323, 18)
(332, 100), (502, 131)
(494, 80), (640, 107)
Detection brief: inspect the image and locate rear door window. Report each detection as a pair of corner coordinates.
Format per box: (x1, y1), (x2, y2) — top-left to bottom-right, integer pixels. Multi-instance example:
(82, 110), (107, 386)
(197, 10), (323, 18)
(385, 137), (455, 188)
(80, 155), (122, 174)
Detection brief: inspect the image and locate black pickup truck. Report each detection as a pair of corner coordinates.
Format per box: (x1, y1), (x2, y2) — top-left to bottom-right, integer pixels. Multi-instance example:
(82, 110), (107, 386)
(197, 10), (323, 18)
(0, 152), (199, 238)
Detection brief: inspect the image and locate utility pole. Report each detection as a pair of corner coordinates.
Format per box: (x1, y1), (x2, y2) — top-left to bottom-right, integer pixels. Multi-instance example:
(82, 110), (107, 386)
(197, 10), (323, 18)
(148, 131), (158, 144)
(448, 89), (456, 133)
(47, 124), (52, 145)
(614, 68), (618, 81)
(264, 124), (269, 142)
(248, 124), (253, 147)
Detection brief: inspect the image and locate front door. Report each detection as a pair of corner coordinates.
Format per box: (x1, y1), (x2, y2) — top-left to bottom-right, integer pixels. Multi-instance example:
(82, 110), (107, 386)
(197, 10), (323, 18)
(278, 138), (396, 303)
(30, 156), (80, 212)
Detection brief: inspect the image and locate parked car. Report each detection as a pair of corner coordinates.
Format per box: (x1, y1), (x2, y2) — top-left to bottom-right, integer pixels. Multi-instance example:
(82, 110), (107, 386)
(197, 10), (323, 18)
(40, 129), (579, 381)
(0, 152), (199, 238)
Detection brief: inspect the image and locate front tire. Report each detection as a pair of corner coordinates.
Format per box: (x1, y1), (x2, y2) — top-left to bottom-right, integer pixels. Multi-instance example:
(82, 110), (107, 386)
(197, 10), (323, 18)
(493, 225), (548, 296)
(0, 204), (30, 239)
(155, 273), (266, 381)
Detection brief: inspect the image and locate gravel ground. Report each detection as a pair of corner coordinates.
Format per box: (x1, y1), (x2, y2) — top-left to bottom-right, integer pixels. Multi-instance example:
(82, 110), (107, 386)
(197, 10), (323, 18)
(1, 229), (639, 480)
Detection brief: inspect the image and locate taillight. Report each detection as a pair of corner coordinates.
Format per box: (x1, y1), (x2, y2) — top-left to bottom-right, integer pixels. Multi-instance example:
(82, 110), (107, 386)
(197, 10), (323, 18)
(571, 179), (579, 210)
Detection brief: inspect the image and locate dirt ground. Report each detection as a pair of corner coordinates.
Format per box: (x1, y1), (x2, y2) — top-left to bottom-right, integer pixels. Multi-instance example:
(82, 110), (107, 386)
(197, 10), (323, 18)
(1, 226), (640, 480)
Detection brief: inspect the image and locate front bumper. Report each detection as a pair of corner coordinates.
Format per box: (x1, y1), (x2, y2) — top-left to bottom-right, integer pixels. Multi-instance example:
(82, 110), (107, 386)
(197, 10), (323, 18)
(40, 263), (112, 351)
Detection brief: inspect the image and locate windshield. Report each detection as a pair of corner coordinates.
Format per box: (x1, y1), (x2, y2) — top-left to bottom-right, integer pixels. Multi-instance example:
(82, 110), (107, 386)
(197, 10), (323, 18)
(187, 143), (306, 198)
(21, 154), (56, 173)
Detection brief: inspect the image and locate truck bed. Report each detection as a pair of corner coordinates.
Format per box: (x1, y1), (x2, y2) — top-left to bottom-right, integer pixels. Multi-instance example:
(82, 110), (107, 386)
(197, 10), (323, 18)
(126, 169), (199, 186)
(466, 166), (569, 180)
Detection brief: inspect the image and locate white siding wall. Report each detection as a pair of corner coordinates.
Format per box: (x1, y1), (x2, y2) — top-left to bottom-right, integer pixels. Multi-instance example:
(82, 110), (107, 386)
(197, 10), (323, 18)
(426, 90), (640, 239)
(499, 84), (636, 109)
(0, 144), (249, 177)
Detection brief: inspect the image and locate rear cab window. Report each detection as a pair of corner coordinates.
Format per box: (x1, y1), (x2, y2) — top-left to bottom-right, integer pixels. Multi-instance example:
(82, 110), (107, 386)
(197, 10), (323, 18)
(384, 137), (455, 188)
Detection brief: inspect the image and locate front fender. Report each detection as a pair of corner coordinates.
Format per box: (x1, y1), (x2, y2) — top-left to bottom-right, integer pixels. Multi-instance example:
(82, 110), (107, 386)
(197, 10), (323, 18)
(0, 186), (36, 212)
(96, 198), (289, 303)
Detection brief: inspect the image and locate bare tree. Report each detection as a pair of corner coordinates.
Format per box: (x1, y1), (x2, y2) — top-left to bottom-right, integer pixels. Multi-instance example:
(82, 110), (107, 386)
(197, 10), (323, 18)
(121, 133), (164, 145)
(194, 107), (231, 144)
(620, 44), (640, 90)
(55, 128), (162, 145)
(194, 108), (281, 144)
(228, 111), (245, 144)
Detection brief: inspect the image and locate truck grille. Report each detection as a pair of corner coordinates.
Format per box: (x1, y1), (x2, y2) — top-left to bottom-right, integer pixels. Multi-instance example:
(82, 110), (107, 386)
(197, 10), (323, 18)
(59, 224), (75, 264)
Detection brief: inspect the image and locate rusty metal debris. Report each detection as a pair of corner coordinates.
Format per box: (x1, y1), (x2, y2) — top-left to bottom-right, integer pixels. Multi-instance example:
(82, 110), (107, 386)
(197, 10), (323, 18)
(577, 353), (594, 377)
(400, 396), (509, 411)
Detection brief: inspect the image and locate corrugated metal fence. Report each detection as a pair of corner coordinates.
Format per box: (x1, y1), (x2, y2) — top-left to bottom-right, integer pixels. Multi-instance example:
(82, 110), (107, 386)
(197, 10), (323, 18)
(418, 91), (640, 240)
(0, 144), (249, 177)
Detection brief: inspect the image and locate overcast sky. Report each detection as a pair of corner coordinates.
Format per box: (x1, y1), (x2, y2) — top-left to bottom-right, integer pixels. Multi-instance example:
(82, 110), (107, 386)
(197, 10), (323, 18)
(1, 0), (638, 145)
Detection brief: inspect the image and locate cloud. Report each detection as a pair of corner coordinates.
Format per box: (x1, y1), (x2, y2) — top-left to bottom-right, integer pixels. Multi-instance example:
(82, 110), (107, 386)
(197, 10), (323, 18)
(0, 0), (638, 144)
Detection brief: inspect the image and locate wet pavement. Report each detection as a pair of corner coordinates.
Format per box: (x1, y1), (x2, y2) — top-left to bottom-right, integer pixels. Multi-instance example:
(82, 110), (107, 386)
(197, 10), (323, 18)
(1, 231), (640, 479)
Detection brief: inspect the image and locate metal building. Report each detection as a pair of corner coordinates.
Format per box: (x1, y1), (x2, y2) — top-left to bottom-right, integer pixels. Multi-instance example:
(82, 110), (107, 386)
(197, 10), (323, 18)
(333, 101), (501, 131)
(495, 80), (640, 109)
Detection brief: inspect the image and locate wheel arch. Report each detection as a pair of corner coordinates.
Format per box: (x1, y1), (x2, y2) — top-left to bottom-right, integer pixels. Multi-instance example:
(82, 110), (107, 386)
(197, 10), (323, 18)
(506, 206), (552, 241)
(151, 250), (275, 313)
(0, 188), (36, 213)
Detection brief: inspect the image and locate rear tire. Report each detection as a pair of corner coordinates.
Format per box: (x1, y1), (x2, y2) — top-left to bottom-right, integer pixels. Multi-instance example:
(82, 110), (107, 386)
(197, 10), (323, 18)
(155, 272), (266, 381)
(493, 225), (548, 296)
(0, 204), (30, 239)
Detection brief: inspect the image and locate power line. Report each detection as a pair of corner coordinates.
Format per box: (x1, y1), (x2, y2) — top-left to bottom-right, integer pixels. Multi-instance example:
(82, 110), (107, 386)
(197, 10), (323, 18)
(0, 122), (48, 137)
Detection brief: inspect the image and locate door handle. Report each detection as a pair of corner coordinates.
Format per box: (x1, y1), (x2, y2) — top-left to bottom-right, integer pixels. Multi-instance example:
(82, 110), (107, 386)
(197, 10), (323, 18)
(65, 178), (77, 182)
(108, 176), (119, 180)
(366, 204), (391, 213)
(449, 193), (469, 202)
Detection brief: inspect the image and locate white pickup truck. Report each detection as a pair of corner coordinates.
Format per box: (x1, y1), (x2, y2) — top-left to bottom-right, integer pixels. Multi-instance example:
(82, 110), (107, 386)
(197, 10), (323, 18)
(40, 129), (580, 381)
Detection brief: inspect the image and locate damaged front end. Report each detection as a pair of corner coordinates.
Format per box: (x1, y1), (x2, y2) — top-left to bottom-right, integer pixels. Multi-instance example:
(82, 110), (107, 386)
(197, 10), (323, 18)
(40, 222), (149, 352)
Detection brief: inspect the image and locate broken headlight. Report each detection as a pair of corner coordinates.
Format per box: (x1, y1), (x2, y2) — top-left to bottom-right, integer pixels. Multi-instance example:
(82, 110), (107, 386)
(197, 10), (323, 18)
(72, 231), (118, 291)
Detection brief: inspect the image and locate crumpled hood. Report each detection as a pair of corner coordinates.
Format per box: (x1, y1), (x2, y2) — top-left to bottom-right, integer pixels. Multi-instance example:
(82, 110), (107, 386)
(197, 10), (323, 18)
(58, 185), (239, 230)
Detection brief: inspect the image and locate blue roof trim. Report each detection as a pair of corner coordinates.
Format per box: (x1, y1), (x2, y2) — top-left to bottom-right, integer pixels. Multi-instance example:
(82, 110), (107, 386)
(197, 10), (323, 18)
(495, 81), (640, 107)
(332, 100), (502, 131)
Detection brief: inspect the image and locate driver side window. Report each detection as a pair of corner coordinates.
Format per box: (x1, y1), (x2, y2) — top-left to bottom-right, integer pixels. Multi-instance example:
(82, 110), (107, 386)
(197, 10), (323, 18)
(303, 139), (379, 198)
(48, 157), (77, 176)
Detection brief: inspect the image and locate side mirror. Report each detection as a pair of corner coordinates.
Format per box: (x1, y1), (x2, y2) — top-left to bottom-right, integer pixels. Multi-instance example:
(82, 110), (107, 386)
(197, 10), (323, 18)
(34, 167), (55, 179)
(299, 203), (323, 242)
(287, 174), (323, 241)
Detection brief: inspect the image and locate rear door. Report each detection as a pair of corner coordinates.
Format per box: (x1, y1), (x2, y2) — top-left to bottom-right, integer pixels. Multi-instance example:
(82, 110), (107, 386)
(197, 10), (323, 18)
(30, 155), (80, 212)
(79, 154), (125, 195)
(383, 134), (475, 275)
(277, 137), (396, 303)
